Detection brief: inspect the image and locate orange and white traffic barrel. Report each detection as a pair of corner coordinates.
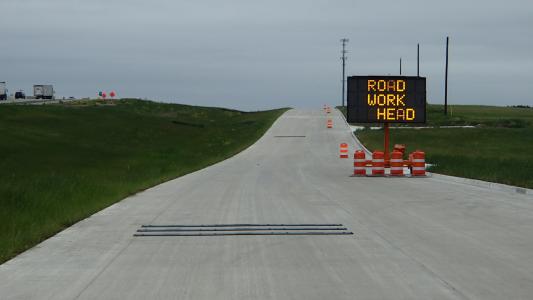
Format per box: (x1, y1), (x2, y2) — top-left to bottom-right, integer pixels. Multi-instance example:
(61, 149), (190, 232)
(327, 119), (333, 128)
(339, 143), (349, 158)
(389, 150), (404, 176)
(353, 150), (366, 176)
(371, 151), (385, 176)
(393, 144), (406, 155)
(411, 150), (426, 176)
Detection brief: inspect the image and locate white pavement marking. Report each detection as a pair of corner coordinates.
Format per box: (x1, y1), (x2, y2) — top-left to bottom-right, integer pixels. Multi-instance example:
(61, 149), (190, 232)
(1, 109), (533, 299)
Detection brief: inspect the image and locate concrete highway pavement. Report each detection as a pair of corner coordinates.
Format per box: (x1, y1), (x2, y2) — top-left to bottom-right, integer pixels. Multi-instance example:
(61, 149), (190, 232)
(1, 109), (533, 299)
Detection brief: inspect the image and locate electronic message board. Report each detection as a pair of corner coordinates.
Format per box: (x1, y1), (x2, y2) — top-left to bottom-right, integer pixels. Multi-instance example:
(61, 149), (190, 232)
(347, 76), (426, 123)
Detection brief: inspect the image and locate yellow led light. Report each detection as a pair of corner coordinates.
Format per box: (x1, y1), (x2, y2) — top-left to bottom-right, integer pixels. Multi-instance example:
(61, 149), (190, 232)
(367, 80), (377, 91)
(376, 108), (416, 121)
(352, 76), (424, 123)
(367, 94), (406, 107)
(368, 79), (407, 92)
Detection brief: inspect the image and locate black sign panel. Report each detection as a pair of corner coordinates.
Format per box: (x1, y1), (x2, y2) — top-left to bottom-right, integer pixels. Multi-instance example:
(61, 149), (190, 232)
(347, 76), (426, 123)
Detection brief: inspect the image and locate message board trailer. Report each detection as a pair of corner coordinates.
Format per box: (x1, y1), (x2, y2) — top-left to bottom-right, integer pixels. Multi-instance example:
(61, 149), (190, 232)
(347, 76), (427, 168)
(347, 76), (426, 124)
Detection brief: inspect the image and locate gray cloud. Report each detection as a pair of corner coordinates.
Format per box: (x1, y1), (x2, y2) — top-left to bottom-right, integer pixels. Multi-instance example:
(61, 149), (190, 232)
(1, 0), (532, 110)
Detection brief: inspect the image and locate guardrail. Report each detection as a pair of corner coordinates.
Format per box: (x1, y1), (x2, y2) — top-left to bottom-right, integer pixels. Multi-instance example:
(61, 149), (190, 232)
(0, 98), (84, 105)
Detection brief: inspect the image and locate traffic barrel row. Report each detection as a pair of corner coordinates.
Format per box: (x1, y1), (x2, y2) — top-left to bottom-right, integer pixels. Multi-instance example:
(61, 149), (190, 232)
(327, 119), (333, 128)
(350, 150), (426, 177)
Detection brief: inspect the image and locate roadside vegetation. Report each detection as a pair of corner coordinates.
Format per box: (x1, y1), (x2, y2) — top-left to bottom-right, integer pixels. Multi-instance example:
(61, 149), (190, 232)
(340, 104), (533, 188)
(0, 99), (287, 263)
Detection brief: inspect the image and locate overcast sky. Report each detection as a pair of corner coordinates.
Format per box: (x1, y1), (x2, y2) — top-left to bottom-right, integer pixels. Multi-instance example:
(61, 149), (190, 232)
(1, 0), (532, 110)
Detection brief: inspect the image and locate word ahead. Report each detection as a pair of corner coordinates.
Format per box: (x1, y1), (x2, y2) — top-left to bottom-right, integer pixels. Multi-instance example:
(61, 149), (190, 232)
(346, 76), (426, 123)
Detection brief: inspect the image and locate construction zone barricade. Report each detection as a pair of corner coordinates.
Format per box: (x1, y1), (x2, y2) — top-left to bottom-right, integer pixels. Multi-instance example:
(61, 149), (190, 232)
(344, 142), (427, 179)
(327, 119), (333, 128)
(353, 150), (366, 176)
(410, 150), (426, 176)
(389, 150), (404, 176)
(339, 143), (349, 158)
(370, 151), (385, 176)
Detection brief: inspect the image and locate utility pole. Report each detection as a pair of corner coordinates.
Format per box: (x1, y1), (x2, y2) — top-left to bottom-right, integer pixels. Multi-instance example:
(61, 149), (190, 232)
(400, 58), (402, 75)
(340, 38), (349, 107)
(417, 43), (420, 77)
(444, 36), (449, 115)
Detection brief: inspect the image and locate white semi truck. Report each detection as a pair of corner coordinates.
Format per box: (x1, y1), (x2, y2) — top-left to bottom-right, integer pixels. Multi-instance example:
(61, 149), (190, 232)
(33, 85), (54, 100)
(0, 82), (7, 100)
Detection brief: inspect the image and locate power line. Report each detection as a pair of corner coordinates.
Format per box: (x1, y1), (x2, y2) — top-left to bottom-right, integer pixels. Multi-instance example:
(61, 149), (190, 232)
(445, 36), (449, 115)
(340, 38), (349, 107)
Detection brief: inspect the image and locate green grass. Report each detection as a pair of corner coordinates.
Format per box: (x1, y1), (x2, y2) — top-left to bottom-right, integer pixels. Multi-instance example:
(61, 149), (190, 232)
(424, 104), (533, 127)
(342, 104), (533, 188)
(356, 127), (533, 188)
(0, 99), (288, 263)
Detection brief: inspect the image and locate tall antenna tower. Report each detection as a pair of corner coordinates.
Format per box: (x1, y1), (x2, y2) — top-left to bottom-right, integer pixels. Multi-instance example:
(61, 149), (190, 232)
(340, 38), (349, 107)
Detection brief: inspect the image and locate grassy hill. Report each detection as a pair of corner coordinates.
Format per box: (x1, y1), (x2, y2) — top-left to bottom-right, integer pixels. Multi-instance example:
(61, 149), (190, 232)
(339, 104), (533, 188)
(0, 99), (288, 263)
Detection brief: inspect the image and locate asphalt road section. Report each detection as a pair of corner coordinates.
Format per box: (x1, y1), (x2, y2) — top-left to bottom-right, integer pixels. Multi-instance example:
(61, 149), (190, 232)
(1, 109), (533, 299)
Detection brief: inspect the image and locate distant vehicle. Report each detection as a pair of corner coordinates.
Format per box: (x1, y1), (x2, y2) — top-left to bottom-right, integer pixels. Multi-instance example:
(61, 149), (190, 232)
(0, 82), (7, 100)
(15, 91), (26, 99)
(68, 96), (75, 99)
(33, 84), (54, 100)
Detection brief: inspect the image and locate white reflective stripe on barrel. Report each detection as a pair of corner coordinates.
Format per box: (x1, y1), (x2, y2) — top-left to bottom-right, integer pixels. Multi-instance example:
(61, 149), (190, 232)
(373, 167), (384, 170)
(354, 159), (366, 162)
(412, 159), (425, 162)
(372, 159), (385, 162)
(412, 167), (425, 171)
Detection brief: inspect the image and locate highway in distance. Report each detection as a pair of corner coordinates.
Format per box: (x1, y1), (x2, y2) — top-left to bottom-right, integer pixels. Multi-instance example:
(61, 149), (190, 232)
(1, 109), (533, 299)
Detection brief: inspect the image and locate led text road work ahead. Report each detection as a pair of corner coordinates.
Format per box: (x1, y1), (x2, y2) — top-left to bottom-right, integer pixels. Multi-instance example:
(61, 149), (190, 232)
(346, 76), (426, 124)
